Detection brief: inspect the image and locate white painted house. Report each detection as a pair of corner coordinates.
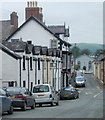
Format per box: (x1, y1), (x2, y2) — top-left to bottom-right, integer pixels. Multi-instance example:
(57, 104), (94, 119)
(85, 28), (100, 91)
(76, 54), (94, 72)
(0, 43), (21, 88)
(4, 2), (71, 90)
(5, 15), (71, 89)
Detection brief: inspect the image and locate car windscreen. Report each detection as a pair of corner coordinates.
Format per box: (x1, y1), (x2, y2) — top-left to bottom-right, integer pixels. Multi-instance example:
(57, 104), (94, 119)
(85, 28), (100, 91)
(6, 88), (25, 94)
(33, 85), (49, 93)
(76, 78), (84, 81)
(62, 87), (73, 91)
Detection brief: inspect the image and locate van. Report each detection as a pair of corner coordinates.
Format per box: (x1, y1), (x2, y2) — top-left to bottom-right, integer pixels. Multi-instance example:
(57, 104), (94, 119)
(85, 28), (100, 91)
(32, 84), (59, 106)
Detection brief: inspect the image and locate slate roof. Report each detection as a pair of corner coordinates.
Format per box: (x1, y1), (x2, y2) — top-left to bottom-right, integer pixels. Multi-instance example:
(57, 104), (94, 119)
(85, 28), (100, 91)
(0, 20), (14, 41)
(0, 43), (21, 59)
(5, 16), (71, 47)
(48, 25), (70, 37)
(3, 41), (27, 52)
(95, 54), (105, 61)
(48, 26), (65, 34)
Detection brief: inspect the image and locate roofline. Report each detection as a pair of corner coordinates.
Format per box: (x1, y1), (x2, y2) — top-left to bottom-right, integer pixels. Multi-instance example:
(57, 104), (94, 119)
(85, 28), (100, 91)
(0, 43), (22, 60)
(6, 16), (71, 47)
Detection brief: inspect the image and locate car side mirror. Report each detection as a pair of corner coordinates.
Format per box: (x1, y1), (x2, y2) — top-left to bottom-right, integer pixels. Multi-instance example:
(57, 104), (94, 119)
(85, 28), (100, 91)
(6, 92), (10, 97)
(75, 88), (78, 91)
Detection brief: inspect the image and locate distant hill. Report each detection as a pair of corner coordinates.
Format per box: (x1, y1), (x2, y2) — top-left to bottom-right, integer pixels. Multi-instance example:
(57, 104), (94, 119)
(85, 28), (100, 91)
(71, 43), (103, 54)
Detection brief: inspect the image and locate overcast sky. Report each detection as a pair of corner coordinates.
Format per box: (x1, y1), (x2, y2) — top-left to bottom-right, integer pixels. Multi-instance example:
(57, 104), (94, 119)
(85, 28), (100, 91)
(0, 1), (103, 44)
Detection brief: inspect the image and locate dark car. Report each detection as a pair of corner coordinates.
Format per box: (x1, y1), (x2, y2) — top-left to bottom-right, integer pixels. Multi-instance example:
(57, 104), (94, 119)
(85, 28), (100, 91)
(60, 85), (79, 100)
(5, 87), (35, 111)
(0, 88), (13, 114)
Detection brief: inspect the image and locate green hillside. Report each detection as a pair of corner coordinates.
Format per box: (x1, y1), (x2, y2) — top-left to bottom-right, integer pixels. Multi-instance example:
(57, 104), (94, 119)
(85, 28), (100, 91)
(71, 43), (103, 54)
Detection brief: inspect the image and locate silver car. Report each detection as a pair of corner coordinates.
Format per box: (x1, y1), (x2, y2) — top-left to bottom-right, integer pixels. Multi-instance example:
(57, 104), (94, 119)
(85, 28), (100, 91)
(75, 76), (86, 87)
(32, 84), (59, 106)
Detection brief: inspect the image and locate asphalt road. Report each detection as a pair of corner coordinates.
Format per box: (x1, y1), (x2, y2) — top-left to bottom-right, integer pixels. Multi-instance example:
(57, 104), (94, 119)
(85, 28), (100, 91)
(2, 74), (103, 119)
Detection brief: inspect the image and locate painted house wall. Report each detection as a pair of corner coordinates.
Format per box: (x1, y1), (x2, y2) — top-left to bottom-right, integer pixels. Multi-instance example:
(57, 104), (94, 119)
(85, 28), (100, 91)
(1, 49), (19, 87)
(6, 18), (63, 90)
(8, 19), (58, 48)
(0, 50), (2, 87)
(76, 55), (94, 71)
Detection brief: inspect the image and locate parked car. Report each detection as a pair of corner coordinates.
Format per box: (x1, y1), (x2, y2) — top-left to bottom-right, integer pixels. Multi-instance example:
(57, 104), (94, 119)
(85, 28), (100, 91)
(32, 84), (59, 106)
(0, 88), (13, 114)
(75, 76), (86, 87)
(5, 87), (35, 111)
(60, 85), (79, 100)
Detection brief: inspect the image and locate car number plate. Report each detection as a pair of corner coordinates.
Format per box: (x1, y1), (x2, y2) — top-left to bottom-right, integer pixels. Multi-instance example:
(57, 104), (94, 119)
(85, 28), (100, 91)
(64, 95), (69, 97)
(37, 95), (45, 97)
(9, 96), (15, 98)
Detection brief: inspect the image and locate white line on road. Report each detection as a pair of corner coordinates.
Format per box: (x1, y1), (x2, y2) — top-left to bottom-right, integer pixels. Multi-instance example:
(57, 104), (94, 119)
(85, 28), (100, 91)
(93, 91), (103, 98)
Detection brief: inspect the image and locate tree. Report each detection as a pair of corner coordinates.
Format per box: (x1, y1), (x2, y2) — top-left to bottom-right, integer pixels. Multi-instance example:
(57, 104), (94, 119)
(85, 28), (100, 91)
(71, 46), (80, 58)
(95, 49), (104, 57)
(80, 49), (91, 55)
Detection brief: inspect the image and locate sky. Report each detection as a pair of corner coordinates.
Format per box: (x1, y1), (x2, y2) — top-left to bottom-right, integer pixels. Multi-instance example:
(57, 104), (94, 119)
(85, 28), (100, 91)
(0, 0), (103, 44)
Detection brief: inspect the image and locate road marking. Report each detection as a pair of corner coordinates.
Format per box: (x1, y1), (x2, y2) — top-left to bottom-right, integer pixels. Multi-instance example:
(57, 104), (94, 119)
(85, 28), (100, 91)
(85, 92), (92, 95)
(96, 86), (101, 90)
(93, 91), (103, 98)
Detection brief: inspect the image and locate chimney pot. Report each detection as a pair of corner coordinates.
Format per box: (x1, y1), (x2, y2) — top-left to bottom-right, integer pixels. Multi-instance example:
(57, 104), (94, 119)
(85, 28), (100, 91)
(33, 1), (35, 7)
(27, 2), (29, 7)
(39, 8), (43, 13)
(35, 1), (37, 7)
(30, 1), (32, 7)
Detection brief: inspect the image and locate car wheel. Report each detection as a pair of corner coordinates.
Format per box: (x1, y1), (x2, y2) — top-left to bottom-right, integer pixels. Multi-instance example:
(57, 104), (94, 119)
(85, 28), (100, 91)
(74, 94), (77, 99)
(77, 94), (79, 98)
(31, 101), (35, 109)
(22, 102), (27, 111)
(8, 104), (13, 114)
(51, 101), (54, 106)
(56, 101), (59, 106)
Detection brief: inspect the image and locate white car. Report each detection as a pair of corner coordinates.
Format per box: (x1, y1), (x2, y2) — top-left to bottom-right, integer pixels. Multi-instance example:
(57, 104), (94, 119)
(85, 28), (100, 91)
(75, 76), (86, 87)
(32, 84), (59, 107)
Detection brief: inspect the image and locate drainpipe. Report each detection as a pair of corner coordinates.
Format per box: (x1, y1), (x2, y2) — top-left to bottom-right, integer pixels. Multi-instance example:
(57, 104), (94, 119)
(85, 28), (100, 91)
(47, 59), (48, 84)
(103, 59), (105, 85)
(42, 59), (44, 84)
(58, 60), (60, 90)
(35, 59), (37, 85)
(27, 59), (30, 90)
(66, 48), (68, 87)
(19, 59), (21, 87)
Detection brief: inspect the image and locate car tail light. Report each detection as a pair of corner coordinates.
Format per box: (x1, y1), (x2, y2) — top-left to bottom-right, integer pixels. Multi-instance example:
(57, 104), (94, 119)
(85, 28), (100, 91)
(15, 94), (24, 99)
(70, 91), (74, 93)
(49, 94), (52, 98)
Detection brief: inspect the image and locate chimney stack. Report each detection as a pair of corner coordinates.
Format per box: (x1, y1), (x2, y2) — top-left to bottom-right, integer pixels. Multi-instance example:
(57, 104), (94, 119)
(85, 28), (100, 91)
(25, 1), (43, 22)
(10, 12), (18, 32)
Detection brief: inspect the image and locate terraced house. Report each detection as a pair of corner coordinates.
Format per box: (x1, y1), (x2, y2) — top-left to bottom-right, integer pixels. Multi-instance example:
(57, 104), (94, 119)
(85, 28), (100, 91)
(93, 53), (105, 85)
(1, 1), (72, 91)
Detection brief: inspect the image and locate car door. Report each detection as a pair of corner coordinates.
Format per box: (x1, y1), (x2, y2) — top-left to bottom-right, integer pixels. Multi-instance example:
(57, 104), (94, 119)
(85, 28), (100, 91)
(50, 86), (58, 103)
(24, 89), (33, 107)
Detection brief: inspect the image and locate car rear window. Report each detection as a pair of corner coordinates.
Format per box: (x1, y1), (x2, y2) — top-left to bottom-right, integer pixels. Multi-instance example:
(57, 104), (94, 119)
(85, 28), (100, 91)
(63, 87), (73, 91)
(76, 78), (84, 81)
(6, 87), (26, 94)
(33, 85), (49, 93)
